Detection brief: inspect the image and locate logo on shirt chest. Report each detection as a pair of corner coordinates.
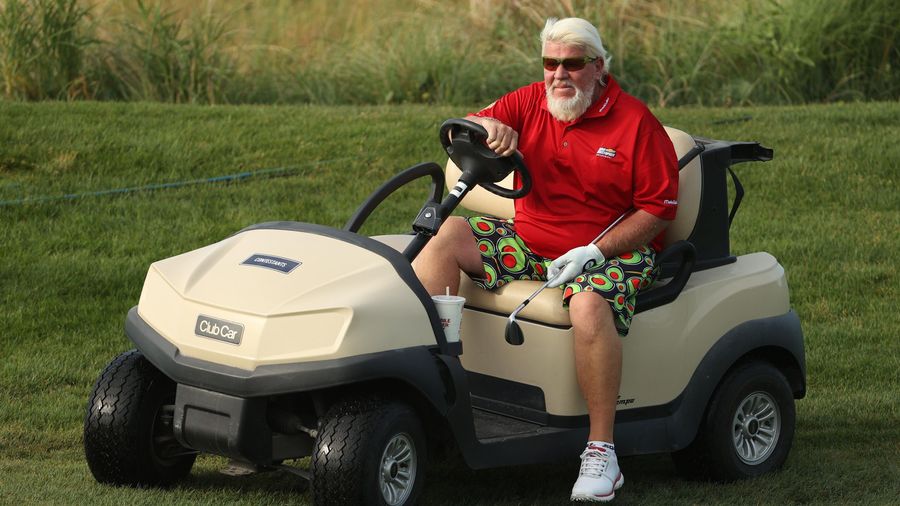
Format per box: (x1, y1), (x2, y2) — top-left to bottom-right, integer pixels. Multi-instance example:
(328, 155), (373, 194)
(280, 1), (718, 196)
(595, 146), (617, 159)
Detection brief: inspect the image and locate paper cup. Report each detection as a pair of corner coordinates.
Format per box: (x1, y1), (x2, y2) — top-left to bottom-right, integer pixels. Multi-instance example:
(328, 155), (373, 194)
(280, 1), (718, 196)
(432, 295), (465, 343)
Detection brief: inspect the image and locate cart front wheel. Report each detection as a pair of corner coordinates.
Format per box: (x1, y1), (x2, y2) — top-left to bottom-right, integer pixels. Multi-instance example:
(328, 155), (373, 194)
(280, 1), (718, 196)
(83, 349), (196, 486)
(311, 397), (426, 506)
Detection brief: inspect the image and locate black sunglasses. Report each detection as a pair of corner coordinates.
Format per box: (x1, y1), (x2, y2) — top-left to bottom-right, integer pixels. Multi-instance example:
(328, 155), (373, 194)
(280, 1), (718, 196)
(542, 56), (599, 72)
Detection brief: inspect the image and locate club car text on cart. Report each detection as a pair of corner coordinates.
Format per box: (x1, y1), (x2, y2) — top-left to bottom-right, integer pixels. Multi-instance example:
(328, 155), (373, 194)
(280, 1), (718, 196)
(194, 315), (244, 345)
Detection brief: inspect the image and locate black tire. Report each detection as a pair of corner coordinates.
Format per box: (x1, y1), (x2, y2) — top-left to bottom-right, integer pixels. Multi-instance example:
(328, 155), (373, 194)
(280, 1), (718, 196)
(672, 361), (796, 481)
(311, 397), (427, 506)
(83, 349), (196, 487)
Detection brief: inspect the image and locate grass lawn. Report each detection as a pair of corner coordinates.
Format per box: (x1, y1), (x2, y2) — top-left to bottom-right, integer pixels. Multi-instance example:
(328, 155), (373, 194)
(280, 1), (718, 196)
(1, 101), (898, 505)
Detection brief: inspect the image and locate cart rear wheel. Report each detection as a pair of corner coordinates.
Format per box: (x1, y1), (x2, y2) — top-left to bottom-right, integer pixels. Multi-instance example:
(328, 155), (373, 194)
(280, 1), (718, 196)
(83, 349), (196, 486)
(311, 397), (426, 506)
(673, 361), (795, 481)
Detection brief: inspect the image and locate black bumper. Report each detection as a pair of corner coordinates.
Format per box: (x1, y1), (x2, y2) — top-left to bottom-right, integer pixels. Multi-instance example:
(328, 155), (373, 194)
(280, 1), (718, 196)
(173, 383), (313, 464)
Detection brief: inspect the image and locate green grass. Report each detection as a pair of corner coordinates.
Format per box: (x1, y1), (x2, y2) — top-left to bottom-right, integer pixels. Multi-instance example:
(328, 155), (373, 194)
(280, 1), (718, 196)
(1, 101), (899, 504)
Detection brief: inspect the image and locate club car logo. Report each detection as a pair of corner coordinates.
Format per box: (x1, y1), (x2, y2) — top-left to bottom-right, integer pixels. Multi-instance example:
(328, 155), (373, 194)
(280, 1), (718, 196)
(195, 315), (244, 345)
(241, 254), (301, 274)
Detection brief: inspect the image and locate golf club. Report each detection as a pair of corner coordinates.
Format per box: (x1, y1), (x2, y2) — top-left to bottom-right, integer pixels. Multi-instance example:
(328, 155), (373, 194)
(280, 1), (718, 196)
(504, 209), (632, 345)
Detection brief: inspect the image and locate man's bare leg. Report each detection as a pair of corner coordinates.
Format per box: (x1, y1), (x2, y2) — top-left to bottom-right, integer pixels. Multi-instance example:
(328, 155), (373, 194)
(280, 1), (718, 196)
(568, 291), (622, 441)
(569, 291), (625, 501)
(412, 217), (484, 296)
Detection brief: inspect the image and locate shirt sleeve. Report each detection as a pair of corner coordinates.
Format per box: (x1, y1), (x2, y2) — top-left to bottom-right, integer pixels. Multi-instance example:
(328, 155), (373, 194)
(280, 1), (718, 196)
(632, 124), (679, 221)
(470, 84), (538, 133)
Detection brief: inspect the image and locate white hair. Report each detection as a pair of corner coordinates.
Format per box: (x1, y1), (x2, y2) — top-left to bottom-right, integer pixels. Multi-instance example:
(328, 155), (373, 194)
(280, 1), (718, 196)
(540, 17), (611, 84)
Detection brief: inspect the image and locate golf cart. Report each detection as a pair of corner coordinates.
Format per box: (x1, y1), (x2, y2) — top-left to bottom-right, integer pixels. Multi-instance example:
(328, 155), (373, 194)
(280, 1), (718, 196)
(84, 119), (805, 505)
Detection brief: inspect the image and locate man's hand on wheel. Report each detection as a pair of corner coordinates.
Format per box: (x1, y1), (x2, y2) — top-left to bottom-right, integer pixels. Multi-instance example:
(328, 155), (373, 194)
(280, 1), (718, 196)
(470, 116), (518, 157)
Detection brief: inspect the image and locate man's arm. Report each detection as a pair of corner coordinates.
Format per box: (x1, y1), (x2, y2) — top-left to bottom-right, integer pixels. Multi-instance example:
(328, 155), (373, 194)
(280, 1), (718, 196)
(595, 209), (670, 258)
(464, 115), (519, 157)
(547, 210), (671, 287)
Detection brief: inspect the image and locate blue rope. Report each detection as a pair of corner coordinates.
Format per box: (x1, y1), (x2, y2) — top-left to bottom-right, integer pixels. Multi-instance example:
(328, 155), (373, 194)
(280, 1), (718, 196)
(0, 157), (358, 207)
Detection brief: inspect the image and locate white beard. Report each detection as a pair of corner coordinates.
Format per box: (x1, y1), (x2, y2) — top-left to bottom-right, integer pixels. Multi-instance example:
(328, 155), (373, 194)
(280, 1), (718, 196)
(545, 79), (596, 122)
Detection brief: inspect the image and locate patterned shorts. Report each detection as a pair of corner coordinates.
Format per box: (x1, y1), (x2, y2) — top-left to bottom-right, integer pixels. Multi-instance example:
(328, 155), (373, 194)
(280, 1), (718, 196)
(466, 216), (659, 336)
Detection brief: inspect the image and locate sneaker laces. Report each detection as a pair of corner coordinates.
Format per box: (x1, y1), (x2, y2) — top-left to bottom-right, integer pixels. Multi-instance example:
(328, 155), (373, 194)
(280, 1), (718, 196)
(578, 447), (611, 478)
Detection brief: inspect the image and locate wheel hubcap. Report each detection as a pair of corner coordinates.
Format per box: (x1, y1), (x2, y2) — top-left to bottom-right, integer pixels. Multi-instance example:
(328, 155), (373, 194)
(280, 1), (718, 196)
(732, 391), (781, 465)
(379, 433), (417, 505)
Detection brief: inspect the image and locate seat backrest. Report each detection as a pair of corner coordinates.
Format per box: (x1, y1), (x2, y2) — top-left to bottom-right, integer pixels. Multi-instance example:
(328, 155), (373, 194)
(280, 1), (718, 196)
(444, 126), (701, 248)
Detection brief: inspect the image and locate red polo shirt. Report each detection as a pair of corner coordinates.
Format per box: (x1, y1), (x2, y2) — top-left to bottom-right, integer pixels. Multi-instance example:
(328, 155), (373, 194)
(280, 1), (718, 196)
(473, 75), (678, 258)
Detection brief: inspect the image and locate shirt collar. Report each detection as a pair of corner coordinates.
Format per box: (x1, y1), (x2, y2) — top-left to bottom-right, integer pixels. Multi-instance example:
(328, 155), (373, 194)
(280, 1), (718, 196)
(584, 74), (621, 119)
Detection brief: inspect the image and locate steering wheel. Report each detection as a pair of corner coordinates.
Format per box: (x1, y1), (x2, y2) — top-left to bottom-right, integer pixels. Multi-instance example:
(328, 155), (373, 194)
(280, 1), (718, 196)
(439, 118), (532, 199)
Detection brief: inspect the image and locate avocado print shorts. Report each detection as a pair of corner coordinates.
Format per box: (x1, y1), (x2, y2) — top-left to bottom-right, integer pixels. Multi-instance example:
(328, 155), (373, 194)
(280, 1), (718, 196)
(466, 216), (659, 336)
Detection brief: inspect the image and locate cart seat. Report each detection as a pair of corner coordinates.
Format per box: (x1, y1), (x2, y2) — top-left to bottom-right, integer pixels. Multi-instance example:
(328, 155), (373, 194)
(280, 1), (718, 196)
(443, 126), (700, 325)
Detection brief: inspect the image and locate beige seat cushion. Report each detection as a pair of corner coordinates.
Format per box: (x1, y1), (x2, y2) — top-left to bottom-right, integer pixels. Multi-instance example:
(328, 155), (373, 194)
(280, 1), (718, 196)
(459, 274), (572, 325)
(662, 126), (701, 248)
(379, 126), (700, 327)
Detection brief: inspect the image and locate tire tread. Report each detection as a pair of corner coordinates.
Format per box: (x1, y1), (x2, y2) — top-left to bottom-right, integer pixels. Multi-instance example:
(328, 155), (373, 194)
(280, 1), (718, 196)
(83, 349), (195, 487)
(311, 397), (425, 506)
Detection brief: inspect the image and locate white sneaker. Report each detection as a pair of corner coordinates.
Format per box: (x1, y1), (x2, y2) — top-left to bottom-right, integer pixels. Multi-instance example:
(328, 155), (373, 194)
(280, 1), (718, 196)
(570, 443), (624, 502)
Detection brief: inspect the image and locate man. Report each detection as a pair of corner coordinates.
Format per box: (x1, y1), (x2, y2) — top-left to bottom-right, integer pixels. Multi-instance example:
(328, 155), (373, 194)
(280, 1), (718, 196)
(413, 17), (678, 502)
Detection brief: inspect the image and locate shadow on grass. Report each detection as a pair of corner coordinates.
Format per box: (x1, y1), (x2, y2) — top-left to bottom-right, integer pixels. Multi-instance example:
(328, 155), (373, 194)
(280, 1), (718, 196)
(420, 453), (681, 505)
(163, 453), (681, 505)
(178, 460), (309, 499)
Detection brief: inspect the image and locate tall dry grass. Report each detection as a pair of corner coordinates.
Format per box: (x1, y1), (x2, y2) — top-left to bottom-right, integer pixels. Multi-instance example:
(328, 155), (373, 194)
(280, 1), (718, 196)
(0, 0), (897, 106)
(0, 0), (92, 100)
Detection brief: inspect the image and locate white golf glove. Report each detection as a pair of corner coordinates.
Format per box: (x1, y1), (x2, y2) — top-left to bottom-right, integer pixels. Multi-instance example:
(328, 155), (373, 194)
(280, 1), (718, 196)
(547, 244), (605, 288)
